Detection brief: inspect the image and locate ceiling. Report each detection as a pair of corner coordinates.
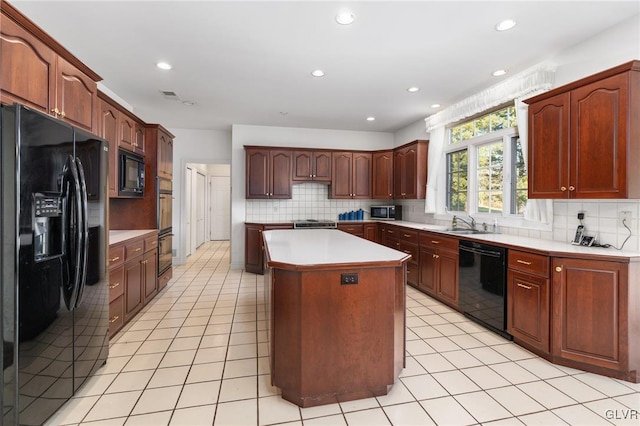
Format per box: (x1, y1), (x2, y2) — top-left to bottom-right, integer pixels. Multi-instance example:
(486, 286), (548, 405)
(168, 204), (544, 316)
(11, 1), (640, 133)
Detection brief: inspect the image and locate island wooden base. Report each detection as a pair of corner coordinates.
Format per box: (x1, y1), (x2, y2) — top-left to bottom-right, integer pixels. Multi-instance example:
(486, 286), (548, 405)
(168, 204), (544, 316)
(266, 265), (406, 408)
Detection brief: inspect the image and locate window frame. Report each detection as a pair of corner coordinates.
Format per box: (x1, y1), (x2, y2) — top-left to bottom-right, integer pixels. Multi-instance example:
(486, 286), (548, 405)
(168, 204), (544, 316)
(444, 126), (522, 221)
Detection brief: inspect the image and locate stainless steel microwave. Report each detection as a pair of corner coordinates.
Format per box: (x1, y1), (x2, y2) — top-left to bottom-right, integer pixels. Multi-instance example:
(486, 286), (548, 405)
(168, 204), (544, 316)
(370, 205), (402, 220)
(118, 149), (145, 197)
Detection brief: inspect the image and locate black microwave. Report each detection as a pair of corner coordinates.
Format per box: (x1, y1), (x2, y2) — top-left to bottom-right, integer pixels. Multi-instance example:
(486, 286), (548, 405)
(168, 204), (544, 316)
(371, 205), (402, 220)
(119, 149), (145, 197)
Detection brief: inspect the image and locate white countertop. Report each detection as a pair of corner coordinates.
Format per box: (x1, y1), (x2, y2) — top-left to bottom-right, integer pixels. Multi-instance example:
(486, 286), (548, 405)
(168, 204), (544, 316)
(109, 229), (157, 245)
(263, 229), (410, 267)
(389, 220), (640, 260)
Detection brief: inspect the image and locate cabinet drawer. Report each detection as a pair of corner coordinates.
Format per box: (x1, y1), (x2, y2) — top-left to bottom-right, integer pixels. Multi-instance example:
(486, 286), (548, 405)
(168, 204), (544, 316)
(399, 241), (418, 263)
(509, 250), (549, 278)
(108, 245), (124, 269)
(338, 224), (364, 235)
(109, 266), (124, 302)
(398, 228), (419, 243)
(419, 232), (458, 252)
(145, 235), (158, 252)
(109, 295), (124, 337)
(125, 239), (145, 260)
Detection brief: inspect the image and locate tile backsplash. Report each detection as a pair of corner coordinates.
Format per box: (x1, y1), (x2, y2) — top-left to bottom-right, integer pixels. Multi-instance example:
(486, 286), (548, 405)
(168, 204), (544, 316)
(245, 183), (380, 222)
(246, 184), (640, 252)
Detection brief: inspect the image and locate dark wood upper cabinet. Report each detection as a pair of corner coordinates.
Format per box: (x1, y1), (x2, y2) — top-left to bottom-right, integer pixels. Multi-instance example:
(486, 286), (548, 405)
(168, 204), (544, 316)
(330, 152), (371, 199)
(372, 151), (394, 199)
(119, 114), (135, 152)
(393, 140), (428, 199)
(99, 99), (119, 198)
(292, 150), (331, 182)
(134, 122), (146, 156)
(1, 4), (100, 132)
(245, 147), (292, 199)
(525, 61), (640, 199)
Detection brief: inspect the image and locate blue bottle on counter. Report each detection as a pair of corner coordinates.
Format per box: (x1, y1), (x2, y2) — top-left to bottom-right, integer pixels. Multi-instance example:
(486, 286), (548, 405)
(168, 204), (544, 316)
(348, 211), (355, 220)
(356, 209), (364, 220)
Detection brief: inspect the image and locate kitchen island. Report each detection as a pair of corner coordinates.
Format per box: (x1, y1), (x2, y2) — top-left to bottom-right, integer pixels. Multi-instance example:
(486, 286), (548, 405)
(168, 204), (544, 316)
(262, 229), (411, 407)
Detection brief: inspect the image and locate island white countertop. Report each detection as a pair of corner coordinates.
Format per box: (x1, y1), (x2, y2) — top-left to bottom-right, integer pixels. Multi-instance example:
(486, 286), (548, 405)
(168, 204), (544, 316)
(263, 229), (411, 269)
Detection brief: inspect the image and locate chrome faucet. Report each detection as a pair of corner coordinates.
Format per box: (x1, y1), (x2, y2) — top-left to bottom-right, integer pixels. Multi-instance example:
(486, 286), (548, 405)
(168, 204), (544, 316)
(452, 215), (476, 230)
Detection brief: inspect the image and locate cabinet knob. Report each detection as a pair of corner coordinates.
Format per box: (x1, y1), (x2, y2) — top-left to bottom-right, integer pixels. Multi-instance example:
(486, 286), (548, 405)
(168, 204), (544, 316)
(569, 186), (575, 191)
(555, 266), (562, 272)
(561, 186), (567, 191)
(60, 111), (66, 118)
(389, 194), (392, 197)
(50, 108), (60, 115)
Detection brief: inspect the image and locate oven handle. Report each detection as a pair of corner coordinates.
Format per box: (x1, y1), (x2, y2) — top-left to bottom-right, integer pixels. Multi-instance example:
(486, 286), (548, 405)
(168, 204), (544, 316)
(459, 245), (503, 258)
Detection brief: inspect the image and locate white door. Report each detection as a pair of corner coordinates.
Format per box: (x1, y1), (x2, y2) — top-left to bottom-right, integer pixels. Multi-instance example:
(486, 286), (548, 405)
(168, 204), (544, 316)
(210, 176), (231, 240)
(196, 171), (206, 247)
(185, 167), (193, 257)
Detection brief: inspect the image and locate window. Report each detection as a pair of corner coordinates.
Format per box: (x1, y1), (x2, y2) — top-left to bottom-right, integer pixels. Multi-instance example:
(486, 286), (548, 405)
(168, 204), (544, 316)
(445, 105), (526, 216)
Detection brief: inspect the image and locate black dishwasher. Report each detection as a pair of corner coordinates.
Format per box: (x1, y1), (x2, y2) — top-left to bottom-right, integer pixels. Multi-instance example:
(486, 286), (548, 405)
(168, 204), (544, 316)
(458, 240), (511, 339)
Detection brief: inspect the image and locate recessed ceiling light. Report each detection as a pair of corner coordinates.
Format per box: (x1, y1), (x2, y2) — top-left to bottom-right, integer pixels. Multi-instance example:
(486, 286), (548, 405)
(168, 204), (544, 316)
(366, 116), (376, 122)
(311, 69), (325, 77)
(407, 87), (420, 93)
(495, 19), (516, 31)
(492, 69), (507, 77)
(430, 104), (441, 109)
(156, 61), (172, 70)
(335, 12), (355, 25)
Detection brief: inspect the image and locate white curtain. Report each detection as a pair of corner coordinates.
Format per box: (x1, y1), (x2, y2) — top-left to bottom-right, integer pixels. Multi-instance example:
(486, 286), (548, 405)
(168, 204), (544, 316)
(425, 126), (445, 213)
(515, 98), (554, 223)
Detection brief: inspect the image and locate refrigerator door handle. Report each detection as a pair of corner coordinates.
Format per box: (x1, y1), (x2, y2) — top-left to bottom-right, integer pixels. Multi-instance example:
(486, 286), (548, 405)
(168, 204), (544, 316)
(74, 157), (89, 308)
(61, 155), (84, 310)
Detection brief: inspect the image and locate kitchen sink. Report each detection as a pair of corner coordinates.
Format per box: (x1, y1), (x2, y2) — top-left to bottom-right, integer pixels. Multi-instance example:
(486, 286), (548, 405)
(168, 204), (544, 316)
(443, 228), (492, 235)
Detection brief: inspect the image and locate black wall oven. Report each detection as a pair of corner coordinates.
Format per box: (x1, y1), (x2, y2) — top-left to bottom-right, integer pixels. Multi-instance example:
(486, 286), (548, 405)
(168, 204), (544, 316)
(458, 240), (511, 339)
(157, 178), (172, 275)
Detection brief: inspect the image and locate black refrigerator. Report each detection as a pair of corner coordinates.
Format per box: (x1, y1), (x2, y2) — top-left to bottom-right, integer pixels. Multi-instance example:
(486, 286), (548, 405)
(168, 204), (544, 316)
(1, 104), (109, 425)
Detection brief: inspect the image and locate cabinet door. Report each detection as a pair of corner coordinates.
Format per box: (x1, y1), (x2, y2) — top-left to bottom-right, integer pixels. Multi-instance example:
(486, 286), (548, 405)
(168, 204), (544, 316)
(571, 73), (628, 198)
(403, 145), (419, 199)
(246, 149), (270, 199)
(331, 152), (353, 198)
(269, 150), (292, 199)
(55, 56), (96, 132)
(507, 271), (550, 352)
(363, 223), (378, 243)
(528, 93), (570, 198)
(109, 295), (124, 337)
(418, 246), (437, 296)
(134, 122), (145, 156)
(552, 258), (627, 371)
(352, 152), (372, 199)
(119, 114), (135, 151)
(437, 250), (459, 308)
(99, 100), (119, 198)
(393, 149), (405, 198)
(313, 151), (332, 182)
(143, 248), (158, 304)
(0, 14), (55, 114)
(372, 151), (394, 199)
(157, 132), (173, 179)
(292, 151), (313, 181)
(245, 225), (264, 274)
(123, 259), (143, 321)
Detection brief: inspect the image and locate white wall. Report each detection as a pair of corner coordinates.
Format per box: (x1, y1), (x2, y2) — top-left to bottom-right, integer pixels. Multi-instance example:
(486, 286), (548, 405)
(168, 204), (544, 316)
(230, 124), (394, 269)
(169, 128), (231, 265)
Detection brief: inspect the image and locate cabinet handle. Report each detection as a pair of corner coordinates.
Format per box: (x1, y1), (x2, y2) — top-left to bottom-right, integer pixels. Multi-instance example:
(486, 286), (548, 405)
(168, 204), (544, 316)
(431, 240), (440, 244)
(110, 256), (120, 262)
(403, 234), (411, 238)
(403, 250), (411, 254)
(561, 186), (567, 191)
(517, 282), (533, 290)
(555, 266), (562, 272)
(433, 254), (439, 259)
(569, 186), (575, 191)
(388, 230), (394, 234)
(516, 259), (532, 265)
(109, 315), (120, 324)
(134, 247), (142, 252)
(109, 282), (120, 289)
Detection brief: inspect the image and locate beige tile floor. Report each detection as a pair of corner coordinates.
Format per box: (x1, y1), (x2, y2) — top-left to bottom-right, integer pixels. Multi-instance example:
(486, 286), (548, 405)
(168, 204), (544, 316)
(46, 240), (640, 425)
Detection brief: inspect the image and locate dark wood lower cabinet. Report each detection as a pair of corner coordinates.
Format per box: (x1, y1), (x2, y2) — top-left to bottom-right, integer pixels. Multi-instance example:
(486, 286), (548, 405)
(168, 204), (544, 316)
(551, 258), (633, 379)
(417, 232), (458, 308)
(109, 231), (159, 337)
(245, 223), (293, 274)
(507, 270), (550, 353)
